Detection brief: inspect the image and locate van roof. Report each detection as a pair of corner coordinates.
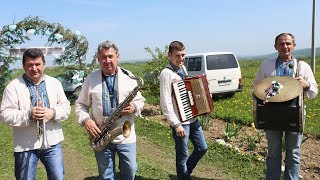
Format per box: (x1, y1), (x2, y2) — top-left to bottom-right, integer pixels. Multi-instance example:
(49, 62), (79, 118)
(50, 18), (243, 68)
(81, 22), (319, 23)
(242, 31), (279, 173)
(185, 52), (235, 57)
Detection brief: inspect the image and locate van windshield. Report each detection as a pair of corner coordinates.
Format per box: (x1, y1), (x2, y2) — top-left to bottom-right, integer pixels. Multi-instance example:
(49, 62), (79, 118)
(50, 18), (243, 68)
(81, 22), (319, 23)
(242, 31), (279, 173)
(206, 54), (238, 70)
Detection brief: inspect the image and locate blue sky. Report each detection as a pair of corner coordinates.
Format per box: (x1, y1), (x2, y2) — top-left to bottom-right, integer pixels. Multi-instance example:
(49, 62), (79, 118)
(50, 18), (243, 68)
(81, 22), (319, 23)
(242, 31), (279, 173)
(1, 0), (320, 66)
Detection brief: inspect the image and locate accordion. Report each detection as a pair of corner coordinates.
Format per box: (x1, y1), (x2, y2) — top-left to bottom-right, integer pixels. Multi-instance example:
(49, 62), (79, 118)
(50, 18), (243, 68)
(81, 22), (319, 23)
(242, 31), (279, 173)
(172, 74), (213, 121)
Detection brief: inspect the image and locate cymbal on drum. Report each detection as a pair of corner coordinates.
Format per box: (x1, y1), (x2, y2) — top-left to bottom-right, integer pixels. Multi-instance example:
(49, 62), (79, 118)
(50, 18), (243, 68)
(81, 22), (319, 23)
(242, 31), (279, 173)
(253, 76), (303, 102)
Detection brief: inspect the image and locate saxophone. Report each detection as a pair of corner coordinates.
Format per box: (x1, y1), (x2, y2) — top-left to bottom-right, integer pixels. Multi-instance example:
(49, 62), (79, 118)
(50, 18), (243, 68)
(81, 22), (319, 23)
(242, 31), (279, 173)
(90, 74), (144, 151)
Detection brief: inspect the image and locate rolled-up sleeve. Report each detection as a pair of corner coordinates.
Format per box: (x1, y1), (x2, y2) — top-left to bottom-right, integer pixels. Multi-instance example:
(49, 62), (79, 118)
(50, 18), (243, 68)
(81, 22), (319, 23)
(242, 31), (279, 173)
(132, 90), (145, 117)
(300, 62), (318, 99)
(52, 81), (71, 122)
(159, 70), (180, 127)
(0, 84), (31, 127)
(75, 77), (92, 125)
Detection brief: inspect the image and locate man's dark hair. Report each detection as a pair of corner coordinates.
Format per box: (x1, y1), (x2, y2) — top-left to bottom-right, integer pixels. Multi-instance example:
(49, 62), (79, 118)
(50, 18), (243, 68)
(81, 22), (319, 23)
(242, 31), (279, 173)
(22, 48), (45, 65)
(275, 33), (296, 45)
(168, 41), (185, 53)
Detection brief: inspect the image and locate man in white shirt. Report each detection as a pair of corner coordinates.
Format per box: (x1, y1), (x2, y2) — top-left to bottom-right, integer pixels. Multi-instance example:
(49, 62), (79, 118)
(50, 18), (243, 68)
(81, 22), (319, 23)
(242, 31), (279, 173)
(253, 33), (318, 180)
(76, 40), (145, 180)
(159, 41), (208, 180)
(0, 48), (71, 180)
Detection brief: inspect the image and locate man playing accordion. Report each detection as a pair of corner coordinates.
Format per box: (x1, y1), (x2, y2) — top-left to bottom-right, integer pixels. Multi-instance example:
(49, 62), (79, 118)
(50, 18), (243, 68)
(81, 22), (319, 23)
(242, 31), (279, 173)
(159, 41), (208, 180)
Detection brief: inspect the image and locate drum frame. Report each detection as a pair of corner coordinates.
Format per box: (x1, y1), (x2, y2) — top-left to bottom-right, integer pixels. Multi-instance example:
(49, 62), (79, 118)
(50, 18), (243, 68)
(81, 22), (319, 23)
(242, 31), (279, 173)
(253, 93), (304, 133)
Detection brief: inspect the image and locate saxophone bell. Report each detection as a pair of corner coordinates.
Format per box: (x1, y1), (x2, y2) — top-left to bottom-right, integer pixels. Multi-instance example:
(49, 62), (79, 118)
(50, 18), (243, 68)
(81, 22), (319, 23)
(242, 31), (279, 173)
(122, 120), (131, 138)
(90, 71), (143, 151)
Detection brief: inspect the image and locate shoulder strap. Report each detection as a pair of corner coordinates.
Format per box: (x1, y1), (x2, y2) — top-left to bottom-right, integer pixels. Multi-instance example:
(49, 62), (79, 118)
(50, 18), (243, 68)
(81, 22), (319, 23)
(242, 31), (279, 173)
(295, 59), (300, 77)
(120, 67), (137, 79)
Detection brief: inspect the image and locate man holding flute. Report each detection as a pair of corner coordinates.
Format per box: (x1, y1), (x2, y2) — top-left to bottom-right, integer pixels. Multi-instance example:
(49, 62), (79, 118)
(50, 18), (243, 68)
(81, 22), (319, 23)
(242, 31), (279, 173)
(0, 48), (70, 180)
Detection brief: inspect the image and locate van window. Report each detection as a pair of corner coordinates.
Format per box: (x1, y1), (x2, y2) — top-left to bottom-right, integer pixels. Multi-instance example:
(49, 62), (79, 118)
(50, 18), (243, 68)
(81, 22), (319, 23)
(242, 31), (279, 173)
(186, 57), (202, 71)
(206, 54), (238, 70)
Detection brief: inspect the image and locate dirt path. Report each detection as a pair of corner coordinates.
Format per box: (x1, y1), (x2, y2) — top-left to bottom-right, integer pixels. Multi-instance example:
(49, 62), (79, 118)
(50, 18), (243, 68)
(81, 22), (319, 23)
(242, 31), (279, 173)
(59, 137), (228, 180)
(63, 145), (97, 179)
(136, 138), (228, 180)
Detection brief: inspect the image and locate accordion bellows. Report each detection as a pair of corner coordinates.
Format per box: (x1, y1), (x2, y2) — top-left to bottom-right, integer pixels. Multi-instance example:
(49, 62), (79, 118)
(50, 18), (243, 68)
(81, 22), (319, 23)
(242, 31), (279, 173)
(172, 74), (213, 121)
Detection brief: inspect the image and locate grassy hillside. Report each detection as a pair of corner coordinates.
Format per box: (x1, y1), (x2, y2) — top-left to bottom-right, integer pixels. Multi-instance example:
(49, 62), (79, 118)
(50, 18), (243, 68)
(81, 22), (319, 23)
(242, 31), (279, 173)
(243, 47), (320, 60)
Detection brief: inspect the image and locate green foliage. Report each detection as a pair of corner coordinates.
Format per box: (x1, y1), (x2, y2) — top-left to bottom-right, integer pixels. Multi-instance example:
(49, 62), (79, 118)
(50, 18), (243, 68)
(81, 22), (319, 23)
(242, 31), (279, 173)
(0, 56), (14, 95)
(223, 122), (242, 142)
(198, 115), (212, 130)
(143, 46), (169, 105)
(120, 62), (145, 78)
(246, 135), (257, 151)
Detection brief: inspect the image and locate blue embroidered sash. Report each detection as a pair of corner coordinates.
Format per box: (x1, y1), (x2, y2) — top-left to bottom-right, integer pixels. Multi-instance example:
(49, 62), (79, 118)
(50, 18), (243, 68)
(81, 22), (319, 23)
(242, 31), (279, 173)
(169, 62), (187, 79)
(102, 72), (118, 116)
(23, 75), (49, 108)
(275, 57), (294, 77)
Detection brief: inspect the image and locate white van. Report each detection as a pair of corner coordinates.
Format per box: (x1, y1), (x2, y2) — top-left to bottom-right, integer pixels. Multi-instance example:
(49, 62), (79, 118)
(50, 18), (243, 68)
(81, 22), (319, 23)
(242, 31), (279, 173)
(184, 52), (243, 97)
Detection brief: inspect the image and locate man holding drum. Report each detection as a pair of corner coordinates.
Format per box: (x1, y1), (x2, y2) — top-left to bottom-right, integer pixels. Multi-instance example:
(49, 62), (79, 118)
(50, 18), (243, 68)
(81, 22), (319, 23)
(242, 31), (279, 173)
(253, 33), (318, 180)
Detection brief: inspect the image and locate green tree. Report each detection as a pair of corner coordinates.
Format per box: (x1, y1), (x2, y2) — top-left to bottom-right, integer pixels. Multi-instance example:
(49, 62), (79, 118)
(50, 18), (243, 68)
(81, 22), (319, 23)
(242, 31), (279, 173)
(0, 16), (89, 98)
(143, 46), (169, 105)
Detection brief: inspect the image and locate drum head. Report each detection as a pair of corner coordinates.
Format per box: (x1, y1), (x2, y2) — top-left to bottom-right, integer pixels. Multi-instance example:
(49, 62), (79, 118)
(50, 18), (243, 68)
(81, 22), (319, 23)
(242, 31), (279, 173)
(253, 76), (303, 102)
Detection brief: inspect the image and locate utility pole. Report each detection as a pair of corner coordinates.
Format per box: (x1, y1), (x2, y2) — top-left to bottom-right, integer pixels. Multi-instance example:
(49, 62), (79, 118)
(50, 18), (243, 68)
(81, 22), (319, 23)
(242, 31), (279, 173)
(311, 0), (317, 73)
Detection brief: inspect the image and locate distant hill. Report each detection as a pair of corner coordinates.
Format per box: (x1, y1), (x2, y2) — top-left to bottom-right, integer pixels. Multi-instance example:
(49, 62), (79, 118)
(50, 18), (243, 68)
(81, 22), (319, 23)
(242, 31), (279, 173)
(241, 47), (320, 60)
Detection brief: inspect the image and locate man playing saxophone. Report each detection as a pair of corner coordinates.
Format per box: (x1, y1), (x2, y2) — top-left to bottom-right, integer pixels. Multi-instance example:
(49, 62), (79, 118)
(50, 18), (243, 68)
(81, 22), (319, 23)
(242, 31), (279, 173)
(0, 48), (71, 180)
(76, 40), (145, 180)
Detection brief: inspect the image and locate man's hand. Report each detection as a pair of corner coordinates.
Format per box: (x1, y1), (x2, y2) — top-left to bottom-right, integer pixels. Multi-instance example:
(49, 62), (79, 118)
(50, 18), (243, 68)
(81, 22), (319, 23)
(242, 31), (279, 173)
(43, 108), (54, 122)
(121, 102), (136, 115)
(84, 119), (101, 138)
(295, 76), (310, 90)
(31, 107), (54, 122)
(31, 106), (45, 121)
(175, 125), (185, 137)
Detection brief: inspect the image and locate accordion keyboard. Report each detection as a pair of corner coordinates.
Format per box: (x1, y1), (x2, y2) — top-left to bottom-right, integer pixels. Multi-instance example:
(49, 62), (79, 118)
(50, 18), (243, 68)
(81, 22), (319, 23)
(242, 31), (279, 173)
(172, 81), (193, 121)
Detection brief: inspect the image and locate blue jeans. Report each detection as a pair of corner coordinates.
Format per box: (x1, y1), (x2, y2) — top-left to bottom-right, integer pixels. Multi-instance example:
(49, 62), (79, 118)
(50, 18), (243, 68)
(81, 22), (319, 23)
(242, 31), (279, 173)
(266, 130), (303, 180)
(94, 143), (137, 180)
(172, 120), (208, 180)
(14, 143), (64, 180)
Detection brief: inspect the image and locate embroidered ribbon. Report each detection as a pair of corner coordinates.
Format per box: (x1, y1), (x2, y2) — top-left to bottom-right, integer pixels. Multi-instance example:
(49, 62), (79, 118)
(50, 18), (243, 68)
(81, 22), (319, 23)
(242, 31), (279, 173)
(275, 57), (294, 77)
(102, 73), (118, 116)
(23, 75), (49, 108)
(169, 61), (186, 79)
